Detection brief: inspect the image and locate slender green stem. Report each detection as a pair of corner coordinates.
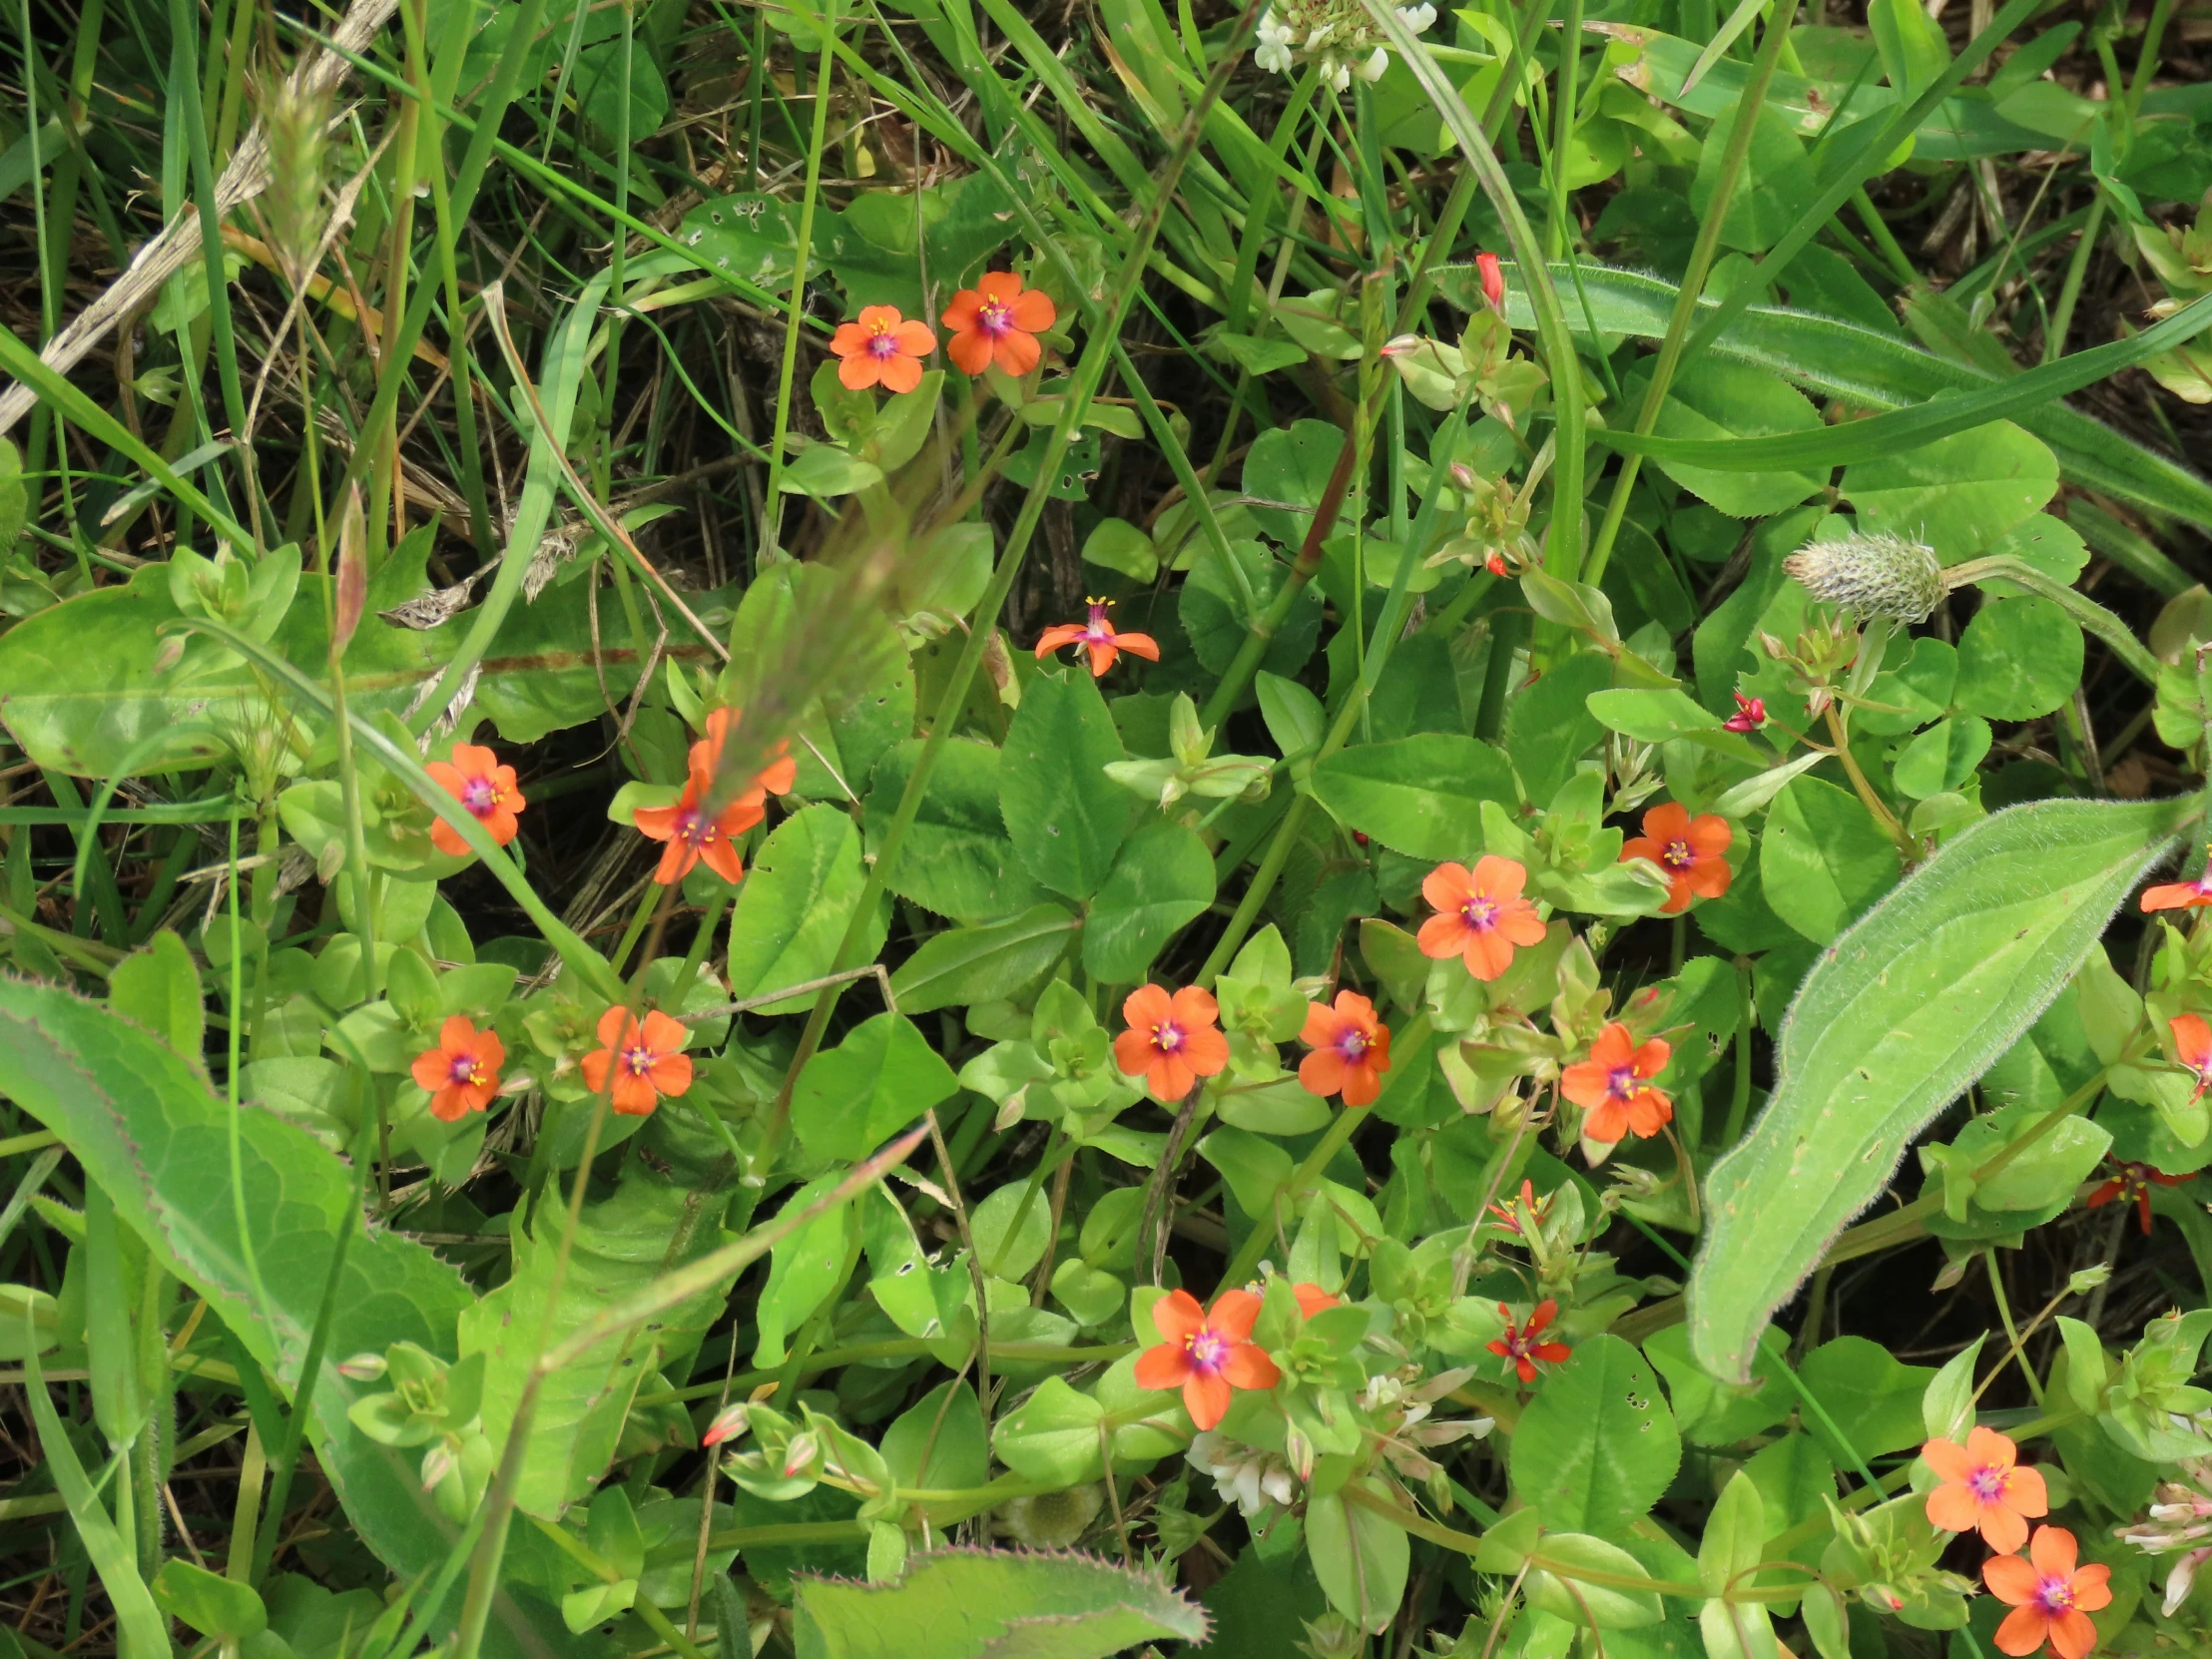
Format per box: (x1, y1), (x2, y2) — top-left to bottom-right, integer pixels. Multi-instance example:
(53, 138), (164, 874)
(760, 9), (839, 550)
(1585, 0), (1797, 586)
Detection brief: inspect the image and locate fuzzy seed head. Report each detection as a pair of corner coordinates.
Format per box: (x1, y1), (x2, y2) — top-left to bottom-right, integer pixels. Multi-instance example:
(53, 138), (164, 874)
(991, 1483), (1104, 1549)
(255, 71), (332, 285)
(1782, 532), (1946, 624)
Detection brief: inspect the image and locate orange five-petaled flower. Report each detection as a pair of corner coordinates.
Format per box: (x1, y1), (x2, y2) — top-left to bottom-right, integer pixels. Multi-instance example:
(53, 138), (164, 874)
(634, 774), (763, 885)
(1561, 1022), (1673, 1144)
(425, 742), (524, 856)
(410, 1015), (505, 1123)
(2172, 1014), (2212, 1102)
(1619, 802), (1733, 914)
(1983, 1526), (2110, 1659)
(1488, 1300), (1569, 1383)
(830, 304), (937, 393)
(2142, 847), (2212, 911)
(942, 271), (1056, 376)
(1034, 598), (1161, 679)
(1417, 855), (1547, 980)
(1299, 990), (1391, 1108)
(1113, 984), (1230, 1103)
(1923, 1426), (2049, 1555)
(581, 1006), (694, 1116)
(1133, 1288), (1280, 1430)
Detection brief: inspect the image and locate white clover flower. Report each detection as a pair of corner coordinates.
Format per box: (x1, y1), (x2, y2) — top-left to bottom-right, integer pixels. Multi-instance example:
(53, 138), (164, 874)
(1187, 1430), (1302, 1519)
(1256, 10), (1297, 74)
(1396, 2), (1437, 30)
(1354, 45), (1389, 82)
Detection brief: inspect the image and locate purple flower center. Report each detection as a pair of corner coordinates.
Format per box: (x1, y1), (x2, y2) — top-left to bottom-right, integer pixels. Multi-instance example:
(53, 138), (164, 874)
(1185, 1330), (1229, 1374)
(1662, 837), (1695, 869)
(1153, 1021), (1184, 1053)
(976, 297), (1014, 338)
(677, 808), (713, 848)
(1461, 896), (1497, 930)
(624, 1044), (657, 1078)
(1338, 1029), (1370, 1061)
(2036, 1576), (2075, 1614)
(1968, 1465), (2007, 1503)
(448, 1054), (481, 1086)
(1608, 1065), (1639, 1100)
(462, 777), (499, 815)
(1082, 601), (1115, 644)
(867, 327), (900, 359)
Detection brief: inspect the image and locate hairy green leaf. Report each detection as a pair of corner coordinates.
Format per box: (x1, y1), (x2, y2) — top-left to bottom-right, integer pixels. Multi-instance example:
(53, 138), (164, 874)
(1691, 797), (2190, 1380)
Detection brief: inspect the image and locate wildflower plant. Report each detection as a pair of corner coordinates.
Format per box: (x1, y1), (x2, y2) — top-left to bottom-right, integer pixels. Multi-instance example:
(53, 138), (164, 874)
(5, 0), (2212, 1652)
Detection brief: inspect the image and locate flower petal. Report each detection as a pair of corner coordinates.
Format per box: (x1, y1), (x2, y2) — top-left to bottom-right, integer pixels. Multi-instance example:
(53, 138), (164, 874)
(1184, 1371), (1233, 1430)
(1982, 1553), (2040, 1606)
(2028, 1524), (2078, 1578)
(1209, 1290), (1264, 1341)
(1470, 854), (1526, 900)
(1133, 1342), (1191, 1391)
(1150, 1289), (1205, 1344)
(1991, 1606), (2049, 1658)
(1221, 1343), (1280, 1390)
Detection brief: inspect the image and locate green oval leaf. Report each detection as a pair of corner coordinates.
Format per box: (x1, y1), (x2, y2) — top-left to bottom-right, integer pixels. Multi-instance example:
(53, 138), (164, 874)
(1310, 735), (1517, 859)
(1508, 1333), (1681, 1537)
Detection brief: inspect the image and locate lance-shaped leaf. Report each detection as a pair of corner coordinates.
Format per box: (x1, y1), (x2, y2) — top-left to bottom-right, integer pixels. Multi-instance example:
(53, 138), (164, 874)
(793, 1547), (1209, 1659)
(1690, 797), (2190, 1381)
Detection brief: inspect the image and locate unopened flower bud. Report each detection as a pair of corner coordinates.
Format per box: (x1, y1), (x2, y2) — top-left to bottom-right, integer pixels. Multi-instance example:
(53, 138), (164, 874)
(782, 1431), (821, 1478)
(2068, 1263), (2113, 1297)
(1782, 532), (1946, 624)
(1380, 334), (1424, 358)
(420, 1440), (456, 1492)
(701, 1402), (751, 1447)
(1476, 252), (1505, 311)
(337, 1352), (388, 1382)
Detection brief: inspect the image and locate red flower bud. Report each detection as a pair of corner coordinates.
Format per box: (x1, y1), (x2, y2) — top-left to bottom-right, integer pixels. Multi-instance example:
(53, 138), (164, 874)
(1476, 253), (1505, 311)
(1721, 692), (1767, 733)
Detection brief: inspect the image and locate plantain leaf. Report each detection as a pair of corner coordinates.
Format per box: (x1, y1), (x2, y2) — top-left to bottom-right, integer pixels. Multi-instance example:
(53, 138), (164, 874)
(793, 1547), (1210, 1659)
(1690, 797), (2191, 1381)
(0, 978), (589, 1658)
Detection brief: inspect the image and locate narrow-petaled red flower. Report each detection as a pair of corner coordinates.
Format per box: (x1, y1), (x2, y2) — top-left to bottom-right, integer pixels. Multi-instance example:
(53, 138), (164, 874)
(1722, 692), (1767, 733)
(1476, 252), (1505, 311)
(1923, 1426), (2048, 1556)
(1485, 1178), (1550, 1237)
(1034, 598), (1160, 679)
(1113, 984), (1230, 1103)
(409, 1014), (505, 1123)
(1561, 1023), (1673, 1143)
(2087, 1158), (2195, 1235)
(1488, 1300), (1569, 1383)
(1298, 991), (1391, 1108)
(580, 1006), (693, 1116)
(942, 271), (1056, 376)
(1619, 803), (1733, 914)
(1132, 1289), (1280, 1429)
(1983, 1526), (2111, 1659)
(424, 742), (524, 855)
(1417, 856), (1547, 980)
(2173, 1014), (2212, 1101)
(830, 304), (937, 393)
(2142, 848), (2212, 911)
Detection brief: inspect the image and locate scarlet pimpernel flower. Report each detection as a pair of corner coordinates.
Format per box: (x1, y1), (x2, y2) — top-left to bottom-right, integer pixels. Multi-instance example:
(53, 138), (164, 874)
(1416, 855), (1546, 981)
(1561, 1023), (1673, 1144)
(1113, 984), (1230, 1103)
(1133, 1288), (1280, 1430)
(829, 304), (936, 393)
(1487, 1300), (1569, 1383)
(1923, 1425), (2048, 1555)
(634, 773), (762, 886)
(1619, 803), (1732, 914)
(2172, 1014), (2212, 1101)
(410, 1015), (504, 1123)
(2144, 849), (2212, 912)
(1476, 252), (1504, 311)
(942, 272), (1055, 376)
(1034, 598), (1160, 679)
(581, 1006), (693, 1116)
(2087, 1158), (2196, 1235)
(425, 742), (524, 856)
(1298, 990), (1391, 1108)
(1982, 1526), (2111, 1659)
